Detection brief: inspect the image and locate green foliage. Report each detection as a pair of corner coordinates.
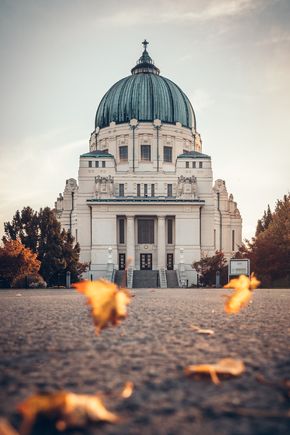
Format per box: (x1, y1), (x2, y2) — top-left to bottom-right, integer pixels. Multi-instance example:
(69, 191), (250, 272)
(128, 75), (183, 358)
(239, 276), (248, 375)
(193, 250), (228, 286)
(235, 194), (290, 287)
(3, 207), (87, 286)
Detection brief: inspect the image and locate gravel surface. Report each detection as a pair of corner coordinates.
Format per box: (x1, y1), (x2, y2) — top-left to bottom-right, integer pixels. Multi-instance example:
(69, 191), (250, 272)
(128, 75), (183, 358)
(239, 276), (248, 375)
(0, 288), (289, 435)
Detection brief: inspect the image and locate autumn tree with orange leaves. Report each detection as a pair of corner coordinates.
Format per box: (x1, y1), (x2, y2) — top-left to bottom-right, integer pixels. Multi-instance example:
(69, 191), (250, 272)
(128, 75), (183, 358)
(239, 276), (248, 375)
(235, 193), (290, 287)
(0, 239), (41, 288)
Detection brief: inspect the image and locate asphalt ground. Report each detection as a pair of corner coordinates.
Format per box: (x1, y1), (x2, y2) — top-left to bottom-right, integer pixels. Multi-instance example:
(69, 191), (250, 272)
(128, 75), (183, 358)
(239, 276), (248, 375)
(0, 288), (289, 435)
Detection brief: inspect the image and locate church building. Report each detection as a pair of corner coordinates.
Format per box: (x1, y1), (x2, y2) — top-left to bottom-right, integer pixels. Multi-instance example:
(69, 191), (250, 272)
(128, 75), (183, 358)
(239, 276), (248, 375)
(55, 41), (242, 287)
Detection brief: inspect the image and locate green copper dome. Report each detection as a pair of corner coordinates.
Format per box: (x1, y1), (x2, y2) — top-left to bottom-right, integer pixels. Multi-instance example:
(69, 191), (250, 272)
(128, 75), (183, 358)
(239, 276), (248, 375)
(95, 41), (196, 130)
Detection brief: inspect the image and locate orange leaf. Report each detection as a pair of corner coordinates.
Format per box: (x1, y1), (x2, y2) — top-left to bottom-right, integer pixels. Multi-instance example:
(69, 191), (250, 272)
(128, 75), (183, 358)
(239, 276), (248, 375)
(185, 358), (245, 384)
(120, 381), (134, 399)
(73, 279), (131, 334)
(224, 273), (260, 314)
(17, 391), (119, 435)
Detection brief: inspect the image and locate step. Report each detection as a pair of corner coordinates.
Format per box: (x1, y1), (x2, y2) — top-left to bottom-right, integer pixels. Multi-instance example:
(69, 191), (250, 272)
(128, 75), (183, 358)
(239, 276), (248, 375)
(166, 270), (179, 288)
(133, 270), (160, 288)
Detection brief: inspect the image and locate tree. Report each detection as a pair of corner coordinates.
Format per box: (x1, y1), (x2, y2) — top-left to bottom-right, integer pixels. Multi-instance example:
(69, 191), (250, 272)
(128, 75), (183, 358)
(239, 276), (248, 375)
(255, 204), (273, 237)
(3, 207), (87, 286)
(193, 250), (227, 286)
(0, 239), (40, 287)
(235, 194), (290, 287)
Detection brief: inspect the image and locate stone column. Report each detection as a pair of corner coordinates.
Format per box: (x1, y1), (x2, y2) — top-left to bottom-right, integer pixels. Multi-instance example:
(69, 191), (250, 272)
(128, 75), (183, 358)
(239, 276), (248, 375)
(126, 216), (135, 267)
(157, 216), (166, 269)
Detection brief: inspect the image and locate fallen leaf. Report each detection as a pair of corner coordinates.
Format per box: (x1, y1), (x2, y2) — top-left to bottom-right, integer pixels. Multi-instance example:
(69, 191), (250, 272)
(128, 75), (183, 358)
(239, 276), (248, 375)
(73, 279), (131, 334)
(17, 391), (118, 435)
(0, 418), (19, 435)
(120, 382), (134, 399)
(224, 273), (260, 314)
(184, 358), (245, 384)
(191, 325), (215, 335)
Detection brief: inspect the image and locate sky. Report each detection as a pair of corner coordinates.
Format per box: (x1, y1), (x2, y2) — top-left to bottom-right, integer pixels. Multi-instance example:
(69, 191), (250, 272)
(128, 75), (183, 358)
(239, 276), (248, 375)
(0, 0), (289, 241)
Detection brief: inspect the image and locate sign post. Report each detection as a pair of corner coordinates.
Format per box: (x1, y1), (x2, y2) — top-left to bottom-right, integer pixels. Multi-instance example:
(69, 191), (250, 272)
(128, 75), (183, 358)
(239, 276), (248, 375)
(229, 259), (250, 280)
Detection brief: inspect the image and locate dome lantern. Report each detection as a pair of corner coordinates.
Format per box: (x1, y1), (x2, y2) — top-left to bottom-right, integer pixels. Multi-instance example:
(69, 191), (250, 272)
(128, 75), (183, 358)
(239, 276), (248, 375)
(131, 40), (160, 75)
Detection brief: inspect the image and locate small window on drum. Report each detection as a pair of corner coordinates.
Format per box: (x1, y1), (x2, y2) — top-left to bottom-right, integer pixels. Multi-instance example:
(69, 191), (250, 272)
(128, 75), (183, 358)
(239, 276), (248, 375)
(163, 146), (172, 162)
(186, 161), (189, 168)
(141, 144), (151, 161)
(199, 161), (203, 168)
(88, 161), (92, 168)
(167, 184), (173, 197)
(119, 146), (128, 161)
(192, 161), (196, 168)
(102, 161), (106, 168)
(95, 161), (99, 168)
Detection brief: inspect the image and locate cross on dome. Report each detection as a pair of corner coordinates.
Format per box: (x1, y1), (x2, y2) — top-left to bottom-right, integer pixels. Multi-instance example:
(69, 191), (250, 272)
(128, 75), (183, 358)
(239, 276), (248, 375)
(142, 39), (149, 51)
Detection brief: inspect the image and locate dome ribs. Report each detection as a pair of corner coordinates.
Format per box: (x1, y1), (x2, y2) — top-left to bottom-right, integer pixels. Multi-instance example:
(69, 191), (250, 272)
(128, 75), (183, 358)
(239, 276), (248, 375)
(95, 72), (195, 130)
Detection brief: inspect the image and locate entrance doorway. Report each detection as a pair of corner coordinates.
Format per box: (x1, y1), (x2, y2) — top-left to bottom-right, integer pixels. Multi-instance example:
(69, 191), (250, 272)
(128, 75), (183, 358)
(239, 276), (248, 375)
(140, 253), (152, 270)
(167, 253), (174, 270)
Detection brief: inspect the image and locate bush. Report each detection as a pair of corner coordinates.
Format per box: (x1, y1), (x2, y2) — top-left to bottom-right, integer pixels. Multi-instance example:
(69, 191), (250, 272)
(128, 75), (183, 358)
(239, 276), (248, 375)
(12, 274), (47, 289)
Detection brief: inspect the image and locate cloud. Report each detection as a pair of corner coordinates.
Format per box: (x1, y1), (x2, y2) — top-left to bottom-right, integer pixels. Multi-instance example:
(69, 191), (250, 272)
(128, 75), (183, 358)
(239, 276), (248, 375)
(98, 0), (265, 27)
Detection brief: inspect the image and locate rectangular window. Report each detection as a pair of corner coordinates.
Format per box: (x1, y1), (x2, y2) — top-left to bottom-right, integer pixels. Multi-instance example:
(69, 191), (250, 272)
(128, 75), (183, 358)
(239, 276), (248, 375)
(167, 184), (173, 197)
(137, 184), (141, 197)
(232, 229), (235, 251)
(102, 161), (106, 168)
(95, 161), (99, 168)
(151, 184), (155, 197)
(163, 146), (172, 162)
(186, 161), (189, 168)
(138, 219), (154, 244)
(167, 218), (173, 244)
(88, 161), (92, 168)
(199, 161), (203, 168)
(119, 183), (124, 196)
(144, 184), (148, 197)
(192, 161), (196, 168)
(141, 144), (151, 161)
(119, 219), (125, 244)
(119, 146), (128, 161)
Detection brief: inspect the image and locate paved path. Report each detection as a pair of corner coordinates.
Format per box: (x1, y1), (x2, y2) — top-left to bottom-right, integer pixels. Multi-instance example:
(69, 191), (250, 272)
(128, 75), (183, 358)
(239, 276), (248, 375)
(0, 288), (289, 435)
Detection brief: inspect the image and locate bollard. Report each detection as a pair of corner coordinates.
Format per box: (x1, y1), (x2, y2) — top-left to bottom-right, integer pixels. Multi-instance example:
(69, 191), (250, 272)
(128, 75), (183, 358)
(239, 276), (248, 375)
(66, 271), (71, 289)
(216, 270), (221, 288)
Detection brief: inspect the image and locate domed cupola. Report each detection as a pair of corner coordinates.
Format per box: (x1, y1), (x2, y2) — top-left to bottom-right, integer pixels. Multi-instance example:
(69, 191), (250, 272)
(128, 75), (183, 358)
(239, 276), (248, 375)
(95, 40), (196, 130)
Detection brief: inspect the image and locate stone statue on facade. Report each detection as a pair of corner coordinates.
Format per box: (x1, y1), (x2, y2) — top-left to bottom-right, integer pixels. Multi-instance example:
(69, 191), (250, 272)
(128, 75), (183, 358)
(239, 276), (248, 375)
(95, 175), (114, 198)
(177, 175), (198, 199)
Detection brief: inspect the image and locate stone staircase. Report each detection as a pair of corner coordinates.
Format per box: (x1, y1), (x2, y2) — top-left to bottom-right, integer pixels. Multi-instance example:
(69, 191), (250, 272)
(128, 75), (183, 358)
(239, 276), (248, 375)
(159, 268), (167, 288)
(166, 270), (179, 288)
(132, 270), (159, 288)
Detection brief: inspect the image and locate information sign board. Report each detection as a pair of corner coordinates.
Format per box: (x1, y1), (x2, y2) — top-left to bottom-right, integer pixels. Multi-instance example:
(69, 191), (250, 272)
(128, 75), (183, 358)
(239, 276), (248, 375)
(229, 259), (250, 278)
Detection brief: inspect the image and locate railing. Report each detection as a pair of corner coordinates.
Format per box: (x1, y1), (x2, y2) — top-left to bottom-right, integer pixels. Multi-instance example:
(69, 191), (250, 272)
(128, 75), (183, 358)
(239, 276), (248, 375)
(105, 263), (115, 282)
(127, 267), (134, 289)
(177, 265), (187, 288)
(159, 268), (167, 288)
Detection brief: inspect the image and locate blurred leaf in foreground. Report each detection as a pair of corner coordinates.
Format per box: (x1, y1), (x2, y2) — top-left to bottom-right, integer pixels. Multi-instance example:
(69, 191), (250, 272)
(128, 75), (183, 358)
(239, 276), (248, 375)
(184, 358), (245, 384)
(224, 273), (260, 314)
(73, 279), (131, 334)
(0, 418), (19, 435)
(17, 391), (118, 435)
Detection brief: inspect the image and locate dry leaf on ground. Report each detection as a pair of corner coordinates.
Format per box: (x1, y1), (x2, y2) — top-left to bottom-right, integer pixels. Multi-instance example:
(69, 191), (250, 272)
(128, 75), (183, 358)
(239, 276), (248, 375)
(224, 273), (260, 314)
(17, 391), (119, 435)
(120, 381), (134, 399)
(0, 418), (19, 435)
(184, 358), (245, 384)
(191, 325), (215, 335)
(73, 279), (131, 334)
